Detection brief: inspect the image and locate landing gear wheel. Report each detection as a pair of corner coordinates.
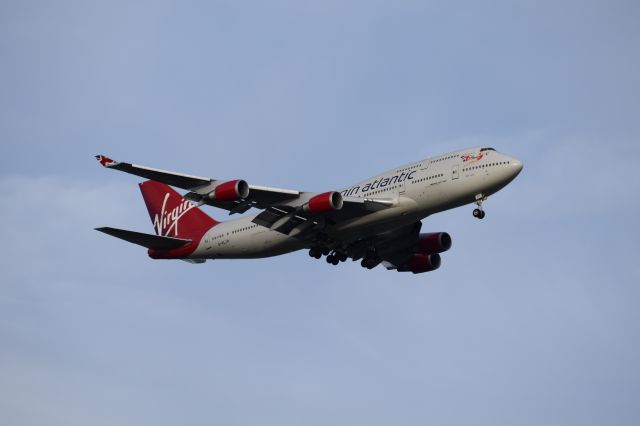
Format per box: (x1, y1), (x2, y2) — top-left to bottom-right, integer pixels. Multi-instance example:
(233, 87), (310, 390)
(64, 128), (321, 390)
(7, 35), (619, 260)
(472, 209), (486, 219)
(361, 258), (378, 269)
(473, 194), (487, 219)
(334, 252), (347, 262)
(327, 252), (341, 265)
(309, 248), (322, 258)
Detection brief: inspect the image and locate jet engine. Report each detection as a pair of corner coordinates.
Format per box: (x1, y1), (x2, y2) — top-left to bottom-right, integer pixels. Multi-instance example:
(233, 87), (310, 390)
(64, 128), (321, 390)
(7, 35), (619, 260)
(207, 179), (249, 201)
(416, 232), (452, 255)
(303, 191), (343, 214)
(398, 253), (441, 274)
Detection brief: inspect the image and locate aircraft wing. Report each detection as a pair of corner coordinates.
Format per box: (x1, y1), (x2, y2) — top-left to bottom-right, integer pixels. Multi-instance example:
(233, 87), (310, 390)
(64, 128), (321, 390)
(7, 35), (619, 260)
(342, 221), (422, 263)
(96, 155), (302, 211)
(335, 221), (444, 273)
(247, 195), (395, 236)
(96, 155), (395, 236)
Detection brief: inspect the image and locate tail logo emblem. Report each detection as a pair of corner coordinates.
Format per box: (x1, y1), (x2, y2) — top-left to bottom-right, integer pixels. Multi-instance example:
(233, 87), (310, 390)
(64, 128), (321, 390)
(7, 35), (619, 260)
(153, 193), (194, 236)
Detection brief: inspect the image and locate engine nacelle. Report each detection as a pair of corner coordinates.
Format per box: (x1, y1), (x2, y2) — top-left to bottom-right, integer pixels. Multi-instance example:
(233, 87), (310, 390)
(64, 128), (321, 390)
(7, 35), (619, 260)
(208, 179), (249, 201)
(416, 232), (452, 255)
(304, 191), (343, 214)
(398, 253), (441, 274)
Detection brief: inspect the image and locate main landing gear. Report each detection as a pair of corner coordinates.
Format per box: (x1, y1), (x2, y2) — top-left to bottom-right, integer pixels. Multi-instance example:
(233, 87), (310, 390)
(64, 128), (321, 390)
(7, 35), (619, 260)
(309, 244), (380, 270)
(326, 251), (347, 265)
(308, 247), (323, 259)
(360, 257), (380, 270)
(473, 194), (486, 219)
(308, 248), (347, 265)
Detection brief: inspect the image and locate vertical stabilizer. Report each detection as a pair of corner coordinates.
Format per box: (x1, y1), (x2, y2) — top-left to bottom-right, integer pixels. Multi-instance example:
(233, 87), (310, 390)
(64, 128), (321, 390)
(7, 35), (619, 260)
(139, 180), (218, 239)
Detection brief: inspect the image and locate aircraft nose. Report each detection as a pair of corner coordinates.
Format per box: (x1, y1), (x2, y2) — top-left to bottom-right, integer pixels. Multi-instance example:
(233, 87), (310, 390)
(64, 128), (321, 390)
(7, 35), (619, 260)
(510, 158), (523, 177)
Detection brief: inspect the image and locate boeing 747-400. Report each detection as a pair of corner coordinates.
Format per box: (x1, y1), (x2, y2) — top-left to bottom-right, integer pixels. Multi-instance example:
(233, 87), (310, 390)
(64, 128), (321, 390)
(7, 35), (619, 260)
(96, 147), (522, 273)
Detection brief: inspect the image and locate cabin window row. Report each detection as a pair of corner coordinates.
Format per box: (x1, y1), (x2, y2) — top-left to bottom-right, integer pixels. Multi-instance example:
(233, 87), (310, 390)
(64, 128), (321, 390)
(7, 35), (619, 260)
(232, 224), (258, 234)
(413, 173), (444, 183)
(368, 185), (399, 195)
(396, 163), (422, 173)
(463, 161), (509, 172)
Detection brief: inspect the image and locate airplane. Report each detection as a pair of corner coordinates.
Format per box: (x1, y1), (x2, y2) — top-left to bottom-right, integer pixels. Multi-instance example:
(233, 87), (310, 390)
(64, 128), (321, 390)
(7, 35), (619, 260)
(95, 147), (523, 273)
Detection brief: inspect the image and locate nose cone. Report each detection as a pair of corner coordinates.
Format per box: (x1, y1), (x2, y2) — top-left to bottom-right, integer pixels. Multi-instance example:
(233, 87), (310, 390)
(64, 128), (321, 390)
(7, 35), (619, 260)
(510, 158), (523, 178)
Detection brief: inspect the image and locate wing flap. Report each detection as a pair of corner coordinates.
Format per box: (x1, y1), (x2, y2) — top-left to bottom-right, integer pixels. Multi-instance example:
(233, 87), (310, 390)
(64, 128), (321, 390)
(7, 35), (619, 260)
(96, 227), (192, 249)
(186, 183), (301, 212)
(250, 196), (396, 236)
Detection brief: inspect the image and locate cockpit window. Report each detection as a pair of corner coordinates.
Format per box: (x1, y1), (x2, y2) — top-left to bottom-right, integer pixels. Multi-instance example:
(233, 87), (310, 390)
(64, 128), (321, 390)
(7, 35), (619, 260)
(480, 147), (496, 152)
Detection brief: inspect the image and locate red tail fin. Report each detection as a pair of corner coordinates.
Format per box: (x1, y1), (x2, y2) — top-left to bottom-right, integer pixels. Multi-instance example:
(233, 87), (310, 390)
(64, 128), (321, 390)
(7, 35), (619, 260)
(139, 181), (218, 239)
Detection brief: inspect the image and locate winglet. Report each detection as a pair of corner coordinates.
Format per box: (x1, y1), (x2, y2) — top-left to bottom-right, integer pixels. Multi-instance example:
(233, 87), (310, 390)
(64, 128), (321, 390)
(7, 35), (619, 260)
(95, 155), (118, 167)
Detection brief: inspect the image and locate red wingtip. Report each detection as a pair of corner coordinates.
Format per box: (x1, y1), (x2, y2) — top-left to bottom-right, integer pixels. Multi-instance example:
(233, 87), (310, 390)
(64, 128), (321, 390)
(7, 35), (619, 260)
(96, 155), (117, 167)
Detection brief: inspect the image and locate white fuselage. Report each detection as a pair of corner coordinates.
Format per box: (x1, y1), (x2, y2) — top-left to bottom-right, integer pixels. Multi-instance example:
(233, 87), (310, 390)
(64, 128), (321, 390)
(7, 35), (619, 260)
(191, 147), (523, 259)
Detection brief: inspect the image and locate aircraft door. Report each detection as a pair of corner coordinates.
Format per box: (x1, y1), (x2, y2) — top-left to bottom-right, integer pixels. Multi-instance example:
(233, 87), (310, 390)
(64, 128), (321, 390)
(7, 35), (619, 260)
(452, 165), (459, 180)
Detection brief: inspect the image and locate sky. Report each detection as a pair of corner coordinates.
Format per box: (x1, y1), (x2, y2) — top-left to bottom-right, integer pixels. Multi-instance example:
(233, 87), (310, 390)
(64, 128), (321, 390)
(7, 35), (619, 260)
(1, 0), (639, 425)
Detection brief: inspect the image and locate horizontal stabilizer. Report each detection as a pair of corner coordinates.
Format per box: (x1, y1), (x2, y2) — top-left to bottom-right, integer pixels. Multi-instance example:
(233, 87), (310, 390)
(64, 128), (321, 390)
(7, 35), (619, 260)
(95, 227), (192, 249)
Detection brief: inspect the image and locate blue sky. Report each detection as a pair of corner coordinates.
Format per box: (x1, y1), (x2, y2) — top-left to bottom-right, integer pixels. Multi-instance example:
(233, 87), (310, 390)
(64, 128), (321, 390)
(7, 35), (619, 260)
(1, 1), (639, 425)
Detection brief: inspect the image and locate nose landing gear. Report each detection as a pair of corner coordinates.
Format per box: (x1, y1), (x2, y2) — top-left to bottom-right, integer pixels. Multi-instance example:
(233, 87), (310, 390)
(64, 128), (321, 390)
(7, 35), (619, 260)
(473, 208), (485, 219)
(473, 194), (486, 219)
